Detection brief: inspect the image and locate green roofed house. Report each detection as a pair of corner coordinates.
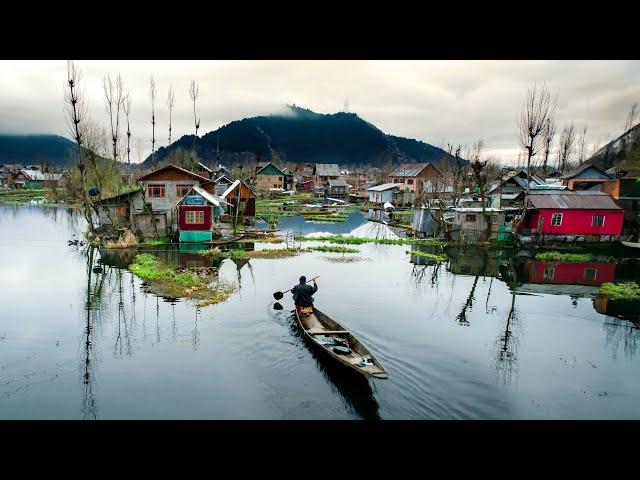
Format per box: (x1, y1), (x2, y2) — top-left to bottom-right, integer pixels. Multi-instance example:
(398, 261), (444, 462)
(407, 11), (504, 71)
(254, 162), (285, 194)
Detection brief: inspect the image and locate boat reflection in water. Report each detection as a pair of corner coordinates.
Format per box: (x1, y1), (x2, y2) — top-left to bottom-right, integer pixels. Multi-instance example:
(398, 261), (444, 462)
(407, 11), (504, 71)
(287, 315), (381, 421)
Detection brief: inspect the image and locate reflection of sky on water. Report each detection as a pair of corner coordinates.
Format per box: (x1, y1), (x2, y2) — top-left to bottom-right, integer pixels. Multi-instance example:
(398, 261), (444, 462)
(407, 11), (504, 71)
(1, 204), (640, 419)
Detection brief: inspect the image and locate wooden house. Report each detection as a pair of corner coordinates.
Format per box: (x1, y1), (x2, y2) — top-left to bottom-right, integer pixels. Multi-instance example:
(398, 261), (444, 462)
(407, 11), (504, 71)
(93, 189), (145, 229)
(136, 164), (215, 233)
(254, 162), (285, 194)
(561, 164), (612, 191)
(221, 179), (257, 220)
(522, 190), (624, 242)
(488, 169), (546, 208)
(314, 163), (341, 184)
(14, 169), (45, 189)
(327, 178), (350, 198)
(388, 163), (441, 195)
(213, 173), (235, 196)
(176, 185), (229, 243)
(598, 170), (640, 239)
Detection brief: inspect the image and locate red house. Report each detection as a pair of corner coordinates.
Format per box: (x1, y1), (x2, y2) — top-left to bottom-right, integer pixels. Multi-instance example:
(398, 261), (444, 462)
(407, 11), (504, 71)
(523, 191), (623, 241)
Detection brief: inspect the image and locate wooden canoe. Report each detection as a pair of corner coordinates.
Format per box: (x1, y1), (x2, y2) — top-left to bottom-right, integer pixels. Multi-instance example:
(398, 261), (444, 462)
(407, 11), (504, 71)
(294, 307), (389, 379)
(621, 241), (640, 249)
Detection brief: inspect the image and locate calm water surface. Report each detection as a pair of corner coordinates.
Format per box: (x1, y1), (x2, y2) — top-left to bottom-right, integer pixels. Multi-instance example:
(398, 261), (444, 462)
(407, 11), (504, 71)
(1, 204), (640, 419)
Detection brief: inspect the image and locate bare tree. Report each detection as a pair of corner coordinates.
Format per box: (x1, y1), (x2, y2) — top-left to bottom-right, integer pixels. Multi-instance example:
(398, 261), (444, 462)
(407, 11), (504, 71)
(622, 102), (639, 155)
(150, 75), (157, 167)
(542, 116), (556, 177)
(167, 86), (175, 163)
(578, 123), (588, 164)
(64, 60), (94, 232)
(189, 80), (200, 136)
(517, 85), (556, 191)
(469, 140), (493, 238)
(103, 74), (124, 163)
(557, 123), (576, 174)
(123, 94), (132, 166)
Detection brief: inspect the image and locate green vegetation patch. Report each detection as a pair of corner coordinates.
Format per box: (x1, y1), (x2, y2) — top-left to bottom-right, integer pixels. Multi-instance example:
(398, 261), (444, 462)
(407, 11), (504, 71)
(310, 246), (359, 253)
(128, 253), (235, 307)
(536, 251), (595, 262)
(197, 247), (306, 259)
(406, 250), (448, 262)
(141, 237), (169, 246)
(599, 282), (640, 301)
(294, 234), (446, 246)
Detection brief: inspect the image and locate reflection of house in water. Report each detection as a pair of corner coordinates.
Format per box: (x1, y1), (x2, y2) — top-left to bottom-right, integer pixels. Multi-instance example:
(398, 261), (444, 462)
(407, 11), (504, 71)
(593, 297), (640, 321)
(518, 259), (616, 296)
(446, 246), (507, 277)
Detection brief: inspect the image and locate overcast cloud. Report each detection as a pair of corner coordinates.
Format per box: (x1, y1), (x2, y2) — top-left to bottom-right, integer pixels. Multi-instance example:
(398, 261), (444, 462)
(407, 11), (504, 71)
(0, 60), (638, 164)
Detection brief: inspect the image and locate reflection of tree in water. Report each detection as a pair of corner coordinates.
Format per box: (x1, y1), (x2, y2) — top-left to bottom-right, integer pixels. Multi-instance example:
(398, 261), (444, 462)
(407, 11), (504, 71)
(192, 307), (201, 351)
(493, 262), (520, 386)
(287, 319), (381, 420)
(604, 318), (639, 361)
(81, 246), (99, 420)
(456, 276), (479, 326)
(114, 268), (132, 358)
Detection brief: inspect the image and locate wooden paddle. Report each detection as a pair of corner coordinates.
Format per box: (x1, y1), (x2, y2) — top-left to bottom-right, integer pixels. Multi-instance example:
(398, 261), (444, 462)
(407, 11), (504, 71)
(273, 276), (319, 300)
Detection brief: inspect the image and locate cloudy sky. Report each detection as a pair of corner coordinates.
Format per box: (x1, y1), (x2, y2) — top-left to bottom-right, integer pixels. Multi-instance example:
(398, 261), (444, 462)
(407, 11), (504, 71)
(1, 60), (638, 163)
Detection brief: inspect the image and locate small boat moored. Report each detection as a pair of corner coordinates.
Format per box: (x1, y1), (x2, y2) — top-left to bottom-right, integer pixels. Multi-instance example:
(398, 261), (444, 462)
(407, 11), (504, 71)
(621, 241), (640, 249)
(294, 307), (389, 379)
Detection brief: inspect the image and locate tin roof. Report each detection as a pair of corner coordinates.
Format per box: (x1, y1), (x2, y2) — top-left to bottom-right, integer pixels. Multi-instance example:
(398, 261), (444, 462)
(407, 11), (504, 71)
(526, 191), (621, 210)
(390, 163), (431, 177)
(19, 169), (46, 181)
(366, 183), (399, 192)
(328, 178), (349, 188)
(560, 163), (611, 180)
(315, 163), (341, 177)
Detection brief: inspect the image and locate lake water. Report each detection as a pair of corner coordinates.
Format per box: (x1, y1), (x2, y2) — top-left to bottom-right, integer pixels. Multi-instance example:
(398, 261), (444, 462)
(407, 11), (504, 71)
(1, 204), (640, 419)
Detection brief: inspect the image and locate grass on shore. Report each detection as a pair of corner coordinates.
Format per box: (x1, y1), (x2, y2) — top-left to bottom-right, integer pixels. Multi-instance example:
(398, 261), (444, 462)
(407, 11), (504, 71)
(129, 253), (235, 307)
(406, 250), (448, 262)
(536, 251), (595, 262)
(599, 282), (640, 301)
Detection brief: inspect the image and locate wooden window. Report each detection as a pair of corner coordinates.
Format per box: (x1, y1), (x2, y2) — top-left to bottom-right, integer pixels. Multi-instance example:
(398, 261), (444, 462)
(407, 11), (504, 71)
(186, 210), (205, 224)
(591, 215), (605, 227)
(176, 184), (193, 197)
(583, 268), (597, 281)
(407, 179), (414, 185)
(278, 177), (282, 181)
(147, 184), (165, 198)
(551, 213), (563, 226)
(465, 214), (476, 222)
(543, 267), (555, 281)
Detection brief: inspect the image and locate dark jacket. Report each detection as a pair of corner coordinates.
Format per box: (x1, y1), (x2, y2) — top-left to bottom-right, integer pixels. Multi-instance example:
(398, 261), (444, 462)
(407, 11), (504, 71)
(292, 282), (318, 307)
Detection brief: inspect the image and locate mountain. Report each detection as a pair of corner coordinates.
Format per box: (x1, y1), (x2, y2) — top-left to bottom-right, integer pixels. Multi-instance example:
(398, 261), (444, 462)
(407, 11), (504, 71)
(148, 105), (456, 168)
(0, 134), (76, 168)
(585, 123), (640, 172)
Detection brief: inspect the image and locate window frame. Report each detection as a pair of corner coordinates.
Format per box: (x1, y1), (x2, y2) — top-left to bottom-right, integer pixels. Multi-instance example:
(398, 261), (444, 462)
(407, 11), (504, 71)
(185, 210), (205, 225)
(147, 184), (165, 198)
(551, 212), (563, 226)
(465, 214), (477, 222)
(591, 214), (605, 227)
(583, 268), (597, 281)
(176, 184), (193, 197)
(543, 267), (555, 281)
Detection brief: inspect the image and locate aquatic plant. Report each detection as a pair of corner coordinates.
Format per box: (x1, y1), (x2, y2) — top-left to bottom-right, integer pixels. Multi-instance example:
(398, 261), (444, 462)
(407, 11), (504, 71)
(599, 282), (640, 301)
(128, 253), (234, 307)
(405, 250), (448, 262)
(310, 245), (359, 253)
(196, 247), (306, 259)
(294, 234), (446, 246)
(535, 251), (595, 262)
(323, 256), (370, 263)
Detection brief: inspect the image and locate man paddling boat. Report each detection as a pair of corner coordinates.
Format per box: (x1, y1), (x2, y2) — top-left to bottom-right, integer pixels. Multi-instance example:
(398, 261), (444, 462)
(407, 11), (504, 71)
(292, 276), (318, 315)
